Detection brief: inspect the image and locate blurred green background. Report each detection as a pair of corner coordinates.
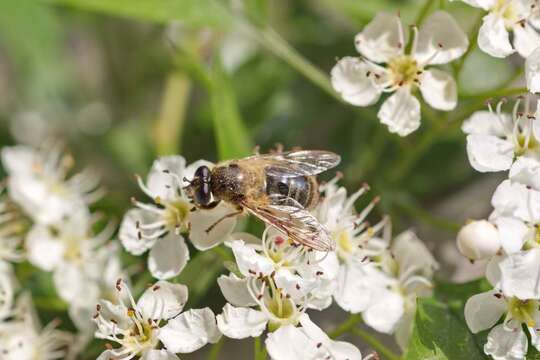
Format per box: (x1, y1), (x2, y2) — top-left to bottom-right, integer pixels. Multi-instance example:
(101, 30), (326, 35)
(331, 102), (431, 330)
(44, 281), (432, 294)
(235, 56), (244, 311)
(0, 0), (524, 358)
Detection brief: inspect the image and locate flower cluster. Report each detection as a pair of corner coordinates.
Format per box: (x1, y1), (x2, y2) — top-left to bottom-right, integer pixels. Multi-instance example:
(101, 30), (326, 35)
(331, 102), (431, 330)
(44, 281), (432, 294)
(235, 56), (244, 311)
(457, 97), (540, 359)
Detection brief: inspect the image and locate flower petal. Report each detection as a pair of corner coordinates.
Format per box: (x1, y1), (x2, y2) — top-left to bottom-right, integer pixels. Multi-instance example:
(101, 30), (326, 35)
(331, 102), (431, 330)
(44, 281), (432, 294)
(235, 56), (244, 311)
(0, 145), (35, 175)
(355, 12), (405, 63)
(217, 273), (256, 307)
(493, 216), (530, 254)
(419, 69), (457, 111)
(148, 233), (189, 280)
(137, 281), (188, 320)
(216, 303), (267, 339)
(526, 47), (540, 93)
(146, 156), (186, 201)
(143, 349), (180, 360)
(26, 225), (64, 271)
(363, 288), (404, 333)
(499, 248), (540, 299)
(229, 240), (274, 277)
(266, 325), (322, 360)
(464, 290), (506, 333)
(509, 156), (540, 191)
(414, 11), (469, 65)
(458, 0), (497, 10)
(159, 308), (221, 354)
(478, 13), (515, 58)
(330, 57), (382, 106)
(484, 324), (527, 360)
(512, 23), (540, 58)
(465, 134), (514, 172)
(377, 88), (421, 136)
(119, 208), (159, 256)
(189, 203), (237, 251)
(393, 230), (438, 280)
(461, 110), (508, 136)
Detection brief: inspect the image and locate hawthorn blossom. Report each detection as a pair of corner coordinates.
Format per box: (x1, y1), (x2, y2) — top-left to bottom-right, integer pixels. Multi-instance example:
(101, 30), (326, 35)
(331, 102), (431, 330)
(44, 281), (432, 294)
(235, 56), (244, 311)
(331, 11), (468, 136)
(457, 220), (501, 260)
(458, 0), (540, 58)
(119, 156), (236, 279)
(93, 279), (220, 360)
(465, 263), (540, 360)
(462, 98), (540, 173)
(1, 144), (103, 225)
(265, 314), (363, 360)
(0, 261), (16, 321)
(0, 187), (26, 263)
(526, 47), (540, 93)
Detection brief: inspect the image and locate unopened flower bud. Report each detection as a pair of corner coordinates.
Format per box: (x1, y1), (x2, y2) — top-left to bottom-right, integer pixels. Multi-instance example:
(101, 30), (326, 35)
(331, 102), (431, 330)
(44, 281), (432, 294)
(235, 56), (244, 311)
(457, 220), (500, 260)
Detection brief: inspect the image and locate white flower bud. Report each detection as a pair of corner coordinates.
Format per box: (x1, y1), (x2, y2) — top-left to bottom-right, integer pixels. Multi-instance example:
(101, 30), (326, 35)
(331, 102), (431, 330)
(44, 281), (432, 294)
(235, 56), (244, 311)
(456, 220), (500, 260)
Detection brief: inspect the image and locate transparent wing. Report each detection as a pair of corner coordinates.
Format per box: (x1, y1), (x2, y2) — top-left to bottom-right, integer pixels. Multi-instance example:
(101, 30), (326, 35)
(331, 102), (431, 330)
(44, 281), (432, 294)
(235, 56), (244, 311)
(238, 150), (341, 178)
(242, 194), (335, 252)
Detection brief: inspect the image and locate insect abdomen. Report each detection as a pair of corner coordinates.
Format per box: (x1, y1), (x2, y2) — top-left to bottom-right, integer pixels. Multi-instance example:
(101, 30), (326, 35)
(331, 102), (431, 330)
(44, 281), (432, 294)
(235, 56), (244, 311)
(265, 174), (318, 209)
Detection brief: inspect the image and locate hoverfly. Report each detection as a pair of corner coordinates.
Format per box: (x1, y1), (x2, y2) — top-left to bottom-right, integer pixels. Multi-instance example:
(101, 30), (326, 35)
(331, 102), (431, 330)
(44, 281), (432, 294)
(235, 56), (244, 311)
(184, 150), (341, 251)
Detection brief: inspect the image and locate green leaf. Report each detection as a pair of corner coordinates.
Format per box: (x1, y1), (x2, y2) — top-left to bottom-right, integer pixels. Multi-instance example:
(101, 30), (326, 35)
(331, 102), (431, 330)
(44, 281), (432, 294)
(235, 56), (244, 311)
(405, 297), (488, 360)
(42, 0), (232, 28)
(210, 60), (252, 160)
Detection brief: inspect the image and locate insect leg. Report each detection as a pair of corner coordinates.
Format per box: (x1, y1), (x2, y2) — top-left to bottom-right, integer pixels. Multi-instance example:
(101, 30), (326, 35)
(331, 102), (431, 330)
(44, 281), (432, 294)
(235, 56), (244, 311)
(204, 207), (243, 233)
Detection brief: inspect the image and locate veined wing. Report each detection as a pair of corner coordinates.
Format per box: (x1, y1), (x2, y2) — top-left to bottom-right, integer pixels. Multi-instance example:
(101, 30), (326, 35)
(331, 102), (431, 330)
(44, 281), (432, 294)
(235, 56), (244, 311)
(236, 150), (341, 178)
(241, 194), (335, 252)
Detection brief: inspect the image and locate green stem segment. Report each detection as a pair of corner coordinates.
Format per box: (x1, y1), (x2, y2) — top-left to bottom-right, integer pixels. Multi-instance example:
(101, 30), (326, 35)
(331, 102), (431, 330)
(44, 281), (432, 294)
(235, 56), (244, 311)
(414, 0), (436, 25)
(351, 328), (401, 360)
(208, 338), (224, 360)
(329, 314), (363, 339)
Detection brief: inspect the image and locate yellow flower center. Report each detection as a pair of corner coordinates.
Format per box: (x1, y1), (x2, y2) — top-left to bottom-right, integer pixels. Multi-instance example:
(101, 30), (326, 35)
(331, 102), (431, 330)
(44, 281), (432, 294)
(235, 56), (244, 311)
(493, 0), (519, 28)
(508, 297), (538, 327)
(161, 198), (191, 230)
(387, 55), (421, 87)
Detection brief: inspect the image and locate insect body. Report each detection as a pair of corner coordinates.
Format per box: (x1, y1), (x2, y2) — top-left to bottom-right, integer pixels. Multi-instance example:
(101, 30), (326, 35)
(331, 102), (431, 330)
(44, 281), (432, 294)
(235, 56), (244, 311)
(185, 150), (341, 251)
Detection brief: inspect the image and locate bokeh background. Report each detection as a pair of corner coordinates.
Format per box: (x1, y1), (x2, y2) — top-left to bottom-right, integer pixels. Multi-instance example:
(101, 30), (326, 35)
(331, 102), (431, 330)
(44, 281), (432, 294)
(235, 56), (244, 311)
(0, 0), (524, 358)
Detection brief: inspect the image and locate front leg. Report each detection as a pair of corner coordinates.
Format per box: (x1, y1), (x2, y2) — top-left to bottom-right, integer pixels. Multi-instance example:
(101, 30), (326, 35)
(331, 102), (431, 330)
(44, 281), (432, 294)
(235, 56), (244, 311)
(205, 206), (243, 233)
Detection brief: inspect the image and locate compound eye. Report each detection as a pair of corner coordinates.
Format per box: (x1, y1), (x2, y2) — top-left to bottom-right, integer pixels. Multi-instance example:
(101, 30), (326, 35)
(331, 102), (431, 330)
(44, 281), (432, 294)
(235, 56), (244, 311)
(195, 166), (211, 183)
(195, 182), (211, 205)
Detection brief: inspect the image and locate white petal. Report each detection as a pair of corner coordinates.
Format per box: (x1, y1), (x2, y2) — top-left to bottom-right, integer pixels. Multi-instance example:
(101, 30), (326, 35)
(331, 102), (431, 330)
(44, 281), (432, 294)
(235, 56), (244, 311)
(393, 230), (438, 279)
(159, 308), (220, 353)
(414, 11), (469, 65)
(137, 281), (188, 320)
(491, 180), (523, 218)
(330, 57), (382, 106)
(457, 220), (501, 260)
(486, 255), (504, 287)
(148, 233), (189, 280)
(299, 314), (362, 360)
(484, 324), (527, 360)
(513, 23), (540, 58)
(465, 134), (514, 172)
(459, 0), (497, 10)
(355, 12), (405, 63)
(528, 310), (540, 351)
(216, 303), (267, 339)
(266, 325), (322, 360)
(363, 289), (404, 333)
(26, 225), (64, 271)
(464, 290), (506, 333)
(146, 156), (186, 201)
(499, 249), (540, 299)
(119, 208), (159, 255)
(462, 110), (508, 136)
(143, 349), (180, 360)
(493, 217), (530, 254)
(395, 310), (415, 351)
(0, 145), (35, 175)
(274, 269), (316, 301)
(478, 13), (515, 58)
(189, 203), (237, 251)
(53, 264), (100, 307)
(419, 69), (457, 111)
(230, 240), (274, 277)
(526, 47), (540, 93)
(509, 156), (540, 190)
(217, 273), (256, 307)
(536, 100), (540, 141)
(377, 88), (421, 136)
(334, 263), (388, 313)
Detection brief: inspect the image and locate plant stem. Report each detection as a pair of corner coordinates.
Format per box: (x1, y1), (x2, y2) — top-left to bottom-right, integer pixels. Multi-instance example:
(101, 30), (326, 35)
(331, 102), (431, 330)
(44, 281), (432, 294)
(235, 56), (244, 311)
(208, 338), (224, 360)
(415, 0), (435, 25)
(351, 328), (401, 360)
(253, 336), (266, 360)
(247, 24), (341, 102)
(454, 11), (483, 81)
(329, 314), (363, 339)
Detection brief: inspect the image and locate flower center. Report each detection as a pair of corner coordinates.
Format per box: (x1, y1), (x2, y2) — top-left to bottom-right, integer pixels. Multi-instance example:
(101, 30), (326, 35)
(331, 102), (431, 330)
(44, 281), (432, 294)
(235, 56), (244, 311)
(515, 133), (537, 155)
(266, 295), (299, 332)
(387, 55), (421, 87)
(508, 297), (538, 327)
(123, 311), (159, 354)
(162, 199), (191, 230)
(493, 0), (519, 28)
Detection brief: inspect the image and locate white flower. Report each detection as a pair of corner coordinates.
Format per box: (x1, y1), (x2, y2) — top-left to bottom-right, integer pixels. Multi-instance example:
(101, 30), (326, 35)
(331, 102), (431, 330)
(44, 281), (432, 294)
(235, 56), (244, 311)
(119, 156), (236, 279)
(526, 47), (540, 93)
(0, 293), (74, 360)
(0, 261), (17, 322)
(462, 98), (540, 173)
(331, 11), (468, 136)
(265, 313), (363, 360)
(465, 287), (540, 360)
(1, 144), (103, 225)
(458, 0), (540, 58)
(93, 279), (220, 359)
(498, 248), (540, 299)
(457, 220), (501, 260)
(0, 187), (26, 263)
